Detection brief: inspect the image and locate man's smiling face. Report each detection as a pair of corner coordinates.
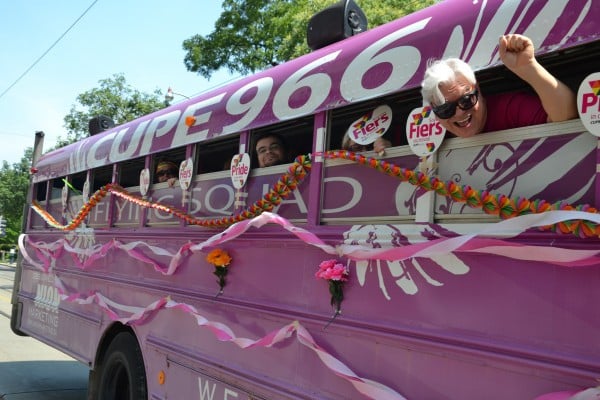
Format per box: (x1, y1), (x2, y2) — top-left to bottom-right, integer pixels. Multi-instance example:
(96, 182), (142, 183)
(435, 76), (486, 138)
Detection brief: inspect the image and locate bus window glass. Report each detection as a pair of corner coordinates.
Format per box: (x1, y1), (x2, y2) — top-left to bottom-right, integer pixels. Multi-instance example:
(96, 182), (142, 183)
(119, 157), (146, 188)
(328, 92), (419, 152)
(250, 117), (313, 167)
(152, 148), (186, 185)
(197, 136), (239, 173)
(143, 148), (187, 226)
(322, 95), (421, 224)
(35, 181), (48, 203)
(243, 117), (314, 223)
(50, 177), (65, 201)
(30, 181), (49, 229)
(91, 165), (114, 192)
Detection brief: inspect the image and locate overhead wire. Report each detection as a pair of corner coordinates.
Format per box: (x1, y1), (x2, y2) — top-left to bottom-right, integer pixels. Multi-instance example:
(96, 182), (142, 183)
(0, 0), (99, 102)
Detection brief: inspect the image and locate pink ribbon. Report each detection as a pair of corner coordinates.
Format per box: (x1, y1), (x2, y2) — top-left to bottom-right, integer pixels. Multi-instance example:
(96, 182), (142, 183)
(19, 211), (600, 275)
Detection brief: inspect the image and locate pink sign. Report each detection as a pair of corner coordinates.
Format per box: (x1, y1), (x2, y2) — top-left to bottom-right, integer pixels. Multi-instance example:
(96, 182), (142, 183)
(179, 158), (194, 190)
(346, 105), (392, 145)
(139, 168), (150, 196)
(578, 72), (600, 137)
(230, 153), (251, 189)
(405, 105), (446, 156)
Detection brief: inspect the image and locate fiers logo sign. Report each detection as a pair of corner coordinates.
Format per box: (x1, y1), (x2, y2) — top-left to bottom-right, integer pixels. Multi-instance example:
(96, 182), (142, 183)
(578, 72), (600, 137)
(405, 105), (446, 156)
(346, 105), (392, 145)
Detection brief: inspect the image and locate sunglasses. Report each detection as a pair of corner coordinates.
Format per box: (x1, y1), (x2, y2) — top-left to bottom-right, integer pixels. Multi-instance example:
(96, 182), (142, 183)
(432, 89), (479, 119)
(156, 169), (177, 178)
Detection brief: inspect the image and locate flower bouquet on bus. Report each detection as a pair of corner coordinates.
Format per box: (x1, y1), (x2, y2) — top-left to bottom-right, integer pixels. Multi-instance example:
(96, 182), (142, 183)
(206, 249), (232, 297)
(315, 259), (349, 328)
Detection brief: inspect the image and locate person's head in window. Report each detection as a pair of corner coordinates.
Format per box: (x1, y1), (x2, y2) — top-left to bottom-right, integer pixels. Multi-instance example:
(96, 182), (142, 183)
(341, 135), (391, 154)
(155, 160), (178, 183)
(421, 34), (577, 138)
(421, 58), (485, 138)
(255, 133), (289, 167)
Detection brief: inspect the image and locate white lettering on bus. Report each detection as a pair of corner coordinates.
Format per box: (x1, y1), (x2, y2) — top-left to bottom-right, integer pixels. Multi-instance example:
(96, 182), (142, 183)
(272, 51), (341, 119)
(204, 184), (235, 215)
(321, 177), (362, 214)
(154, 194), (176, 220)
(115, 199), (130, 221)
(140, 110), (181, 155)
(197, 377), (240, 400)
(340, 18), (429, 101)
(172, 93), (227, 148)
(198, 377), (216, 400)
(87, 131), (116, 169)
(110, 123), (149, 162)
(262, 184), (307, 214)
(222, 77), (273, 133)
(34, 283), (60, 311)
(92, 201), (107, 222)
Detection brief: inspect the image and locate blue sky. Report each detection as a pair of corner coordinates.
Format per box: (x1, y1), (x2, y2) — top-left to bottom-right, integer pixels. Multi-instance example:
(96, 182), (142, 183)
(0, 1), (236, 165)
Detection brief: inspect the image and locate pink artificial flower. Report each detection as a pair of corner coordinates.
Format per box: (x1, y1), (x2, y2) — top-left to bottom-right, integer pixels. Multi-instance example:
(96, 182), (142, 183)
(315, 259), (349, 281)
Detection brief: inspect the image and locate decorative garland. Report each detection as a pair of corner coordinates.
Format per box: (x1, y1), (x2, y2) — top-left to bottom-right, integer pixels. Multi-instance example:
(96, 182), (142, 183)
(323, 150), (600, 239)
(31, 154), (312, 231)
(31, 151), (600, 238)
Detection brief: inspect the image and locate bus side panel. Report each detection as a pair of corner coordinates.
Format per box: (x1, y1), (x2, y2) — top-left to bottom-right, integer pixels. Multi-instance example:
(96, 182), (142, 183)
(436, 131), (597, 216)
(322, 153), (420, 220)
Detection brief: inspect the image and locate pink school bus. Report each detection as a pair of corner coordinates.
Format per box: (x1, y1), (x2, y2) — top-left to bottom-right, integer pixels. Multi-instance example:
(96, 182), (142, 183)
(10, 0), (600, 399)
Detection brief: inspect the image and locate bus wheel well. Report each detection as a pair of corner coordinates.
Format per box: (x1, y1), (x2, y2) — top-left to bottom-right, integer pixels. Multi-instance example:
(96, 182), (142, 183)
(93, 323), (134, 368)
(88, 323), (147, 400)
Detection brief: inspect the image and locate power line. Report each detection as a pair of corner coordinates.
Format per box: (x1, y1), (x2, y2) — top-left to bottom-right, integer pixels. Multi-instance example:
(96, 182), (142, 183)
(0, 0), (99, 102)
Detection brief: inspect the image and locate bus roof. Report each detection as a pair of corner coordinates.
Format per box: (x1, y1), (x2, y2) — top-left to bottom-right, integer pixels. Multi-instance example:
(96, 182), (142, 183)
(33, 0), (598, 181)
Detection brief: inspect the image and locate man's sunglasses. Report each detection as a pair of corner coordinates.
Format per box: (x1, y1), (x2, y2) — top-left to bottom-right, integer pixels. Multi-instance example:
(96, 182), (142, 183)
(432, 89), (479, 119)
(156, 169), (177, 178)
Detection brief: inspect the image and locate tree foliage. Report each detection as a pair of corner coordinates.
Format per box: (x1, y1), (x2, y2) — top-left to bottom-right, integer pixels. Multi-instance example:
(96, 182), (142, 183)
(0, 149), (32, 246)
(183, 0), (435, 79)
(58, 73), (166, 147)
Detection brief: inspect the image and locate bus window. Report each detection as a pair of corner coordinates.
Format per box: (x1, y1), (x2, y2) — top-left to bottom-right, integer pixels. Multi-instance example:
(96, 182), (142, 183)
(34, 181), (48, 203)
(30, 181), (49, 229)
(152, 148), (186, 185)
(197, 136), (239, 173)
(69, 171), (87, 196)
(49, 177), (65, 201)
(328, 92), (421, 152)
(91, 165), (114, 192)
(250, 116), (313, 168)
(118, 157), (146, 188)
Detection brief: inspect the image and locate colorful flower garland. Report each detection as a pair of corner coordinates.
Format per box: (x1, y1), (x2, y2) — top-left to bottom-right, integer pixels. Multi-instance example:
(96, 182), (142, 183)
(31, 154), (312, 231)
(324, 150), (600, 239)
(30, 151), (600, 238)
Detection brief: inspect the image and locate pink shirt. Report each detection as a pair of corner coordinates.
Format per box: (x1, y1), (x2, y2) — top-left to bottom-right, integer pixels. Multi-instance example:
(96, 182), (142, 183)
(483, 91), (548, 133)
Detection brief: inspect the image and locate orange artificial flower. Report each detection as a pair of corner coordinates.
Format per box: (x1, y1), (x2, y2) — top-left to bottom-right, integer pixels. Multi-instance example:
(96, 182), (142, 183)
(206, 249), (232, 267)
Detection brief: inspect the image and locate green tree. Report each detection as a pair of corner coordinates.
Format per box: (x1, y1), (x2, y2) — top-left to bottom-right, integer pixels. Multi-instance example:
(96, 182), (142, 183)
(58, 73), (166, 146)
(0, 149), (32, 246)
(183, 0), (435, 79)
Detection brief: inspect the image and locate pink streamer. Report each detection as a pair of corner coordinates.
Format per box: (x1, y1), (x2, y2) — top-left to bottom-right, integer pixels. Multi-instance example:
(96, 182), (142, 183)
(19, 211), (600, 275)
(58, 287), (405, 400)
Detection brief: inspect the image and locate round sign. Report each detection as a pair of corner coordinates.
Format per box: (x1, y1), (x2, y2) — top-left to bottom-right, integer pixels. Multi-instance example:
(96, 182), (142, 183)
(179, 158), (194, 190)
(139, 168), (150, 196)
(405, 105), (446, 156)
(346, 105), (392, 145)
(61, 184), (69, 208)
(230, 153), (251, 189)
(82, 179), (90, 200)
(577, 72), (600, 137)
